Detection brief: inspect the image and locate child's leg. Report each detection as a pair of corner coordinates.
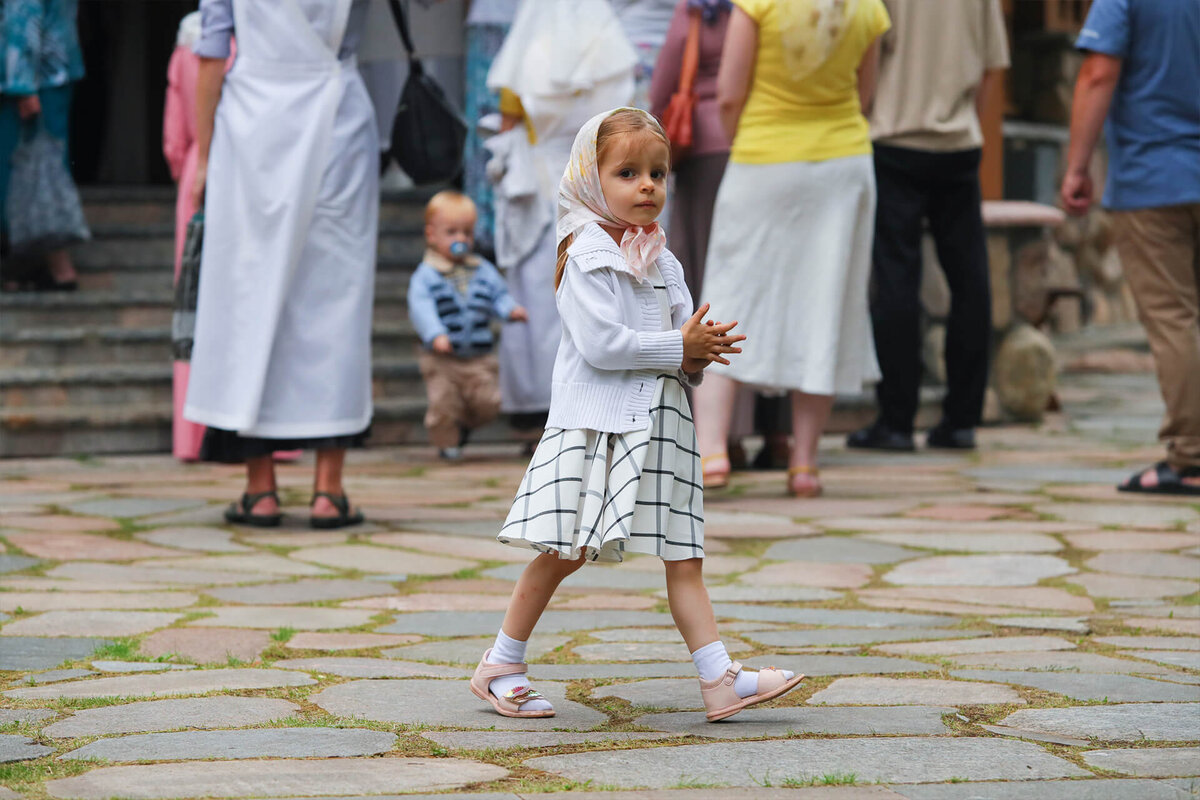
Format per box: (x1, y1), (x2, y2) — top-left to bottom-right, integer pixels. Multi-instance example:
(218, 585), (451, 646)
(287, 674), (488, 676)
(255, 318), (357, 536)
(461, 355), (502, 433)
(484, 551), (586, 711)
(418, 351), (464, 450)
(664, 558), (794, 698)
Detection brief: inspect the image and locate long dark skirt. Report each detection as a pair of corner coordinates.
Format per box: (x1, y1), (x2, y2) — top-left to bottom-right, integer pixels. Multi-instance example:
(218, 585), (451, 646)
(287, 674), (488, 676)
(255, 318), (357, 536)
(200, 428), (369, 464)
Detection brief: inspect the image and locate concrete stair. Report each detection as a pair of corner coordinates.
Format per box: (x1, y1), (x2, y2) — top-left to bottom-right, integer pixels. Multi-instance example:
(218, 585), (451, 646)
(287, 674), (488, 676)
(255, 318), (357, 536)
(0, 187), (439, 458)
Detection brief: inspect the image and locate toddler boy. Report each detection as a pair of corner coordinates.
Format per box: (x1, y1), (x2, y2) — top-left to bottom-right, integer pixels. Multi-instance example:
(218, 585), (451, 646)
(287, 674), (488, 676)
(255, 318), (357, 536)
(407, 191), (526, 459)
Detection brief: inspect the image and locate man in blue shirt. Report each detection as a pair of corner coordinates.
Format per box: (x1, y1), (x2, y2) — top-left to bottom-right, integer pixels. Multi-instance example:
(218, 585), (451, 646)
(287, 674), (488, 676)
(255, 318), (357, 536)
(1062, 0), (1200, 496)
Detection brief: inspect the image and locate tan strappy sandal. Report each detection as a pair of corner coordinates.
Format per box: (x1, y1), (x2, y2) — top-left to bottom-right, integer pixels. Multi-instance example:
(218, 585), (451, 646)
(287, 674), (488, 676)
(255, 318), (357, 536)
(702, 452), (731, 489)
(470, 649), (555, 718)
(787, 464), (822, 497)
(700, 661), (805, 722)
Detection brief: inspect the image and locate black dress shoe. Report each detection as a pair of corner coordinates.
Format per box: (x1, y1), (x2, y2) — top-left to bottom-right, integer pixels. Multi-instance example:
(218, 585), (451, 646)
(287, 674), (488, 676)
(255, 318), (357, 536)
(926, 424), (976, 450)
(846, 421), (915, 452)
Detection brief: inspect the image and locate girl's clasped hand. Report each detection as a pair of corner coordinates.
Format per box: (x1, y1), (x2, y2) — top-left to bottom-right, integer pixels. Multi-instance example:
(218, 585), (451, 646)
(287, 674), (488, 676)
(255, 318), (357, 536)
(682, 303), (745, 372)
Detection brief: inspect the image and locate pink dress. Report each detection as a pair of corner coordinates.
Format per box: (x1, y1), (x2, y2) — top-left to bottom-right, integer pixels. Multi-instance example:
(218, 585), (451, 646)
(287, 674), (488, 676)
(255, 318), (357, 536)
(163, 43), (206, 461)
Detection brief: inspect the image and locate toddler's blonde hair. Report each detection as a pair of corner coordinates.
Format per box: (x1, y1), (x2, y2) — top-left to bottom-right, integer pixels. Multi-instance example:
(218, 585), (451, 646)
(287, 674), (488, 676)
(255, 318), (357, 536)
(425, 190), (477, 226)
(555, 109), (670, 289)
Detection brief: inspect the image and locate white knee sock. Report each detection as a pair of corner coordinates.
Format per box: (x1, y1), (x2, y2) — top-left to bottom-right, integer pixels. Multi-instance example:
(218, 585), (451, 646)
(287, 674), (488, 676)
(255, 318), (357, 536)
(691, 640), (793, 698)
(486, 630), (553, 712)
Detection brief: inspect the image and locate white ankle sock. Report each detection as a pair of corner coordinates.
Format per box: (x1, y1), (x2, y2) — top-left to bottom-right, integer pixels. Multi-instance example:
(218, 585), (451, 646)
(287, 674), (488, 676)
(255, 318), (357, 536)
(691, 640), (793, 698)
(486, 630), (553, 712)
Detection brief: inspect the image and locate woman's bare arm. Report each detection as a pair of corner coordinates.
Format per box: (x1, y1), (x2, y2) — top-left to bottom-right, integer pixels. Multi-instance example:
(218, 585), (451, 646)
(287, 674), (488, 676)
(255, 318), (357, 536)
(857, 38), (881, 114)
(191, 57), (226, 208)
(715, 6), (757, 142)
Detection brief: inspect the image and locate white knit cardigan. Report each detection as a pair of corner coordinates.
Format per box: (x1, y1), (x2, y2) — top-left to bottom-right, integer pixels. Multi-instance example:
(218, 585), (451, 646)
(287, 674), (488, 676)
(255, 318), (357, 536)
(546, 223), (702, 435)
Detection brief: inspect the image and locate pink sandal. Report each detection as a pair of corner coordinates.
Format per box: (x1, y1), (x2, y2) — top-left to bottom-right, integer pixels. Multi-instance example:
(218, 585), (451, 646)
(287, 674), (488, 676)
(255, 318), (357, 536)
(700, 661), (805, 722)
(470, 649), (555, 718)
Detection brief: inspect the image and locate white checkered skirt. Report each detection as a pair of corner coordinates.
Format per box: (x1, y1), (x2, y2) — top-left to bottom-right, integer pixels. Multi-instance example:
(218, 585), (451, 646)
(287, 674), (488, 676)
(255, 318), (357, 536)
(498, 375), (704, 563)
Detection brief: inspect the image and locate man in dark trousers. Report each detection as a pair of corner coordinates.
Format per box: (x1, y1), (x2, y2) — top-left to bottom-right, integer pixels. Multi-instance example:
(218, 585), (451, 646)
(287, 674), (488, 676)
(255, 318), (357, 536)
(848, 0), (1009, 452)
(1061, 0), (1200, 496)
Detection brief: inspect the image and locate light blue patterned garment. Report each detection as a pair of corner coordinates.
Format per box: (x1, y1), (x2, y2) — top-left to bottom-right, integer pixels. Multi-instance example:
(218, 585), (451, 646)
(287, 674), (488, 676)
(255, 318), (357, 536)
(0, 0), (84, 95)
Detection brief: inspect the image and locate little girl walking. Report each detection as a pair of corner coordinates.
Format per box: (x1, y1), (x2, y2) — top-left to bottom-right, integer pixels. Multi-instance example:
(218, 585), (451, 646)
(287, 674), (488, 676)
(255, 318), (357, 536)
(471, 107), (804, 722)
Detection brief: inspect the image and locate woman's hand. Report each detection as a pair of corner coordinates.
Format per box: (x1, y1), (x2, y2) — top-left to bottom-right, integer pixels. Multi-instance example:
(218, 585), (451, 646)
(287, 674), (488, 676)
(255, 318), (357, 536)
(681, 303), (745, 367)
(16, 95), (41, 120)
(191, 158), (208, 211)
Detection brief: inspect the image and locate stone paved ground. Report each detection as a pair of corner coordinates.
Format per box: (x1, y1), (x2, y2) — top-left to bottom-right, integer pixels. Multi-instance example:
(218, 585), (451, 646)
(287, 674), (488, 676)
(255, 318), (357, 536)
(1, 349), (1199, 799)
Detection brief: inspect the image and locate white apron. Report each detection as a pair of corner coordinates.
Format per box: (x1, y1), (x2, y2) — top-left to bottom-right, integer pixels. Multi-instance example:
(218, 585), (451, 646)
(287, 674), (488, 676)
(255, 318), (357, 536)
(185, 0), (379, 439)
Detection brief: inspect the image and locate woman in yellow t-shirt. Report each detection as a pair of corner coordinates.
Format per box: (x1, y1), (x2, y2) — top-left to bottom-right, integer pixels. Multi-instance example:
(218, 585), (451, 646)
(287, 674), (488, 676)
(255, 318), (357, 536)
(692, 0), (890, 497)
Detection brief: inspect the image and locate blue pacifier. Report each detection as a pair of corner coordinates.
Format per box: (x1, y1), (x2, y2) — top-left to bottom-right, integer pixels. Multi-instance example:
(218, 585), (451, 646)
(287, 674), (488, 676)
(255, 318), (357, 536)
(450, 241), (469, 258)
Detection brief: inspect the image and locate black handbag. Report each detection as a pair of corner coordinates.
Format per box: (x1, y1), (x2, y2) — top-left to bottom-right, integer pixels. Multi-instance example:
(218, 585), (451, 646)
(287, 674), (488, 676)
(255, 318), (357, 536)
(172, 212), (204, 361)
(386, 0), (467, 185)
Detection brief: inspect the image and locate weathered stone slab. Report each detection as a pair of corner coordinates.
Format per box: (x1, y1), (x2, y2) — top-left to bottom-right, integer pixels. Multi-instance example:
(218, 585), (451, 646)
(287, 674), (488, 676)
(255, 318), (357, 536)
(0, 554), (40, 573)
(134, 527), (252, 553)
(551, 592), (659, 610)
(383, 635), (567, 664)
(979, 724), (1091, 747)
(763, 536), (921, 564)
(528, 663), (697, 679)
(423, 731), (677, 750)
(1126, 617), (1200, 635)
(638, 706), (955, 738)
(896, 780), (1197, 800)
(43, 758), (508, 799)
(312, 679), (605, 730)
(207, 579), (391, 605)
(369, 532), (531, 563)
(0, 592), (197, 611)
(950, 670), (1200, 702)
(344, 593), (511, 611)
(987, 616), (1090, 634)
(286, 632), (421, 651)
(46, 562), (281, 586)
(271, 657), (469, 678)
(1070, 573), (1199, 599)
(999, 704), (1200, 742)
(710, 605), (951, 628)
(0, 636), (108, 670)
(808, 677), (1024, 706)
(698, 585), (841, 603)
(743, 628), (980, 648)
(885, 555), (1075, 587)
(2, 514), (119, 532)
(742, 561), (875, 589)
(484, 563), (665, 590)
(816, 515), (1091, 535)
(146, 554), (333, 577)
(0, 733), (52, 763)
(589, 628), (688, 643)
(525, 738), (1087, 787)
(1066, 532), (1200, 552)
(1127, 651), (1200, 671)
(4, 668), (315, 700)
(702, 509), (822, 539)
(139, 628), (271, 664)
(966, 466), (1133, 485)
(877, 636), (1075, 657)
(1036, 502), (1198, 529)
(377, 610), (673, 637)
(859, 586), (1094, 613)
(188, 606), (377, 630)
(594, 678), (704, 710)
(4, 531), (180, 561)
(0, 610), (182, 637)
(29, 668), (95, 684)
(90, 661), (196, 672)
(289, 545), (475, 575)
(859, 531), (1063, 553)
(948, 651), (1175, 675)
(1095, 636), (1200, 651)
(65, 497), (204, 518)
(1082, 748), (1200, 778)
(44, 697), (299, 738)
(1086, 552), (1200, 580)
(0, 708), (55, 726)
(61, 727), (396, 762)
(574, 641), (746, 662)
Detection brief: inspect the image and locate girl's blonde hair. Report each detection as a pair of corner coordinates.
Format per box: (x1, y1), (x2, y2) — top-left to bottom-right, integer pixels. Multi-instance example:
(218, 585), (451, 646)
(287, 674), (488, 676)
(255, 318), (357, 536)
(555, 109), (670, 289)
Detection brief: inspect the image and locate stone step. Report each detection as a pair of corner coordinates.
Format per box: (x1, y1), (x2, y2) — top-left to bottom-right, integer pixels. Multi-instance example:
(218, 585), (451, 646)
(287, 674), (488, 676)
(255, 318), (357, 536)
(0, 396), (436, 459)
(0, 286), (413, 333)
(0, 322), (421, 369)
(0, 356), (425, 409)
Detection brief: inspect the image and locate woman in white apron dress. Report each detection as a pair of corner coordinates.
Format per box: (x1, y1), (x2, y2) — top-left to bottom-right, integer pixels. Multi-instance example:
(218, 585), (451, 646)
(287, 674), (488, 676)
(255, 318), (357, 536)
(485, 0), (637, 439)
(186, 0), (378, 529)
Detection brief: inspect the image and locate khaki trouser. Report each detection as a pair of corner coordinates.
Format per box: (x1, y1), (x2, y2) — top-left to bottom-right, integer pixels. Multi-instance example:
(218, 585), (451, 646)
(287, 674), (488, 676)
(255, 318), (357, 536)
(1112, 204), (1200, 469)
(418, 350), (501, 449)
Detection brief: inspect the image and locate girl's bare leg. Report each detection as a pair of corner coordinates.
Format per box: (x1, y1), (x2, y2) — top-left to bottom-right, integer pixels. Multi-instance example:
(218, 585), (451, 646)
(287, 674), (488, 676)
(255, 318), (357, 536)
(502, 552), (586, 640)
(663, 558), (719, 651)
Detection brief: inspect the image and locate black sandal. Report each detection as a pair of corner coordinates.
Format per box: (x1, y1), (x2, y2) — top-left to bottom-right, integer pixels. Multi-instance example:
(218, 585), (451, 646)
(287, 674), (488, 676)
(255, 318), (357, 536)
(224, 490), (283, 527)
(1118, 461), (1200, 497)
(310, 492), (365, 529)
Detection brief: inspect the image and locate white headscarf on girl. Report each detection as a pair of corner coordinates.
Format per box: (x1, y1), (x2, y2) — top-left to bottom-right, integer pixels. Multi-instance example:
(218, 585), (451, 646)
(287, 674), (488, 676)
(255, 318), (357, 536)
(556, 107), (669, 282)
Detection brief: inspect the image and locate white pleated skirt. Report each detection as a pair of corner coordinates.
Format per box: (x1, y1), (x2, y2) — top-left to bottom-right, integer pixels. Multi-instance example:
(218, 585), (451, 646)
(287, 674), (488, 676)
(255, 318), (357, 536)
(498, 376), (704, 563)
(701, 155), (882, 394)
